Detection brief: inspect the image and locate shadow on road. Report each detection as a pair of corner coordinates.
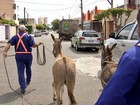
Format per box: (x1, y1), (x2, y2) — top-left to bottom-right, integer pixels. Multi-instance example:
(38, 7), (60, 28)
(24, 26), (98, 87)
(0, 88), (19, 104)
(69, 47), (100, 55)
(0, 88), (36, 104)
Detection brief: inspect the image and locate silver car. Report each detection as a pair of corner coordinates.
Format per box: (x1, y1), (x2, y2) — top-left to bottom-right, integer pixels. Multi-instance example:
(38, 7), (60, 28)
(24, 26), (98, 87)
(71, 30), (101, 52)
(34, 31), (42, 37)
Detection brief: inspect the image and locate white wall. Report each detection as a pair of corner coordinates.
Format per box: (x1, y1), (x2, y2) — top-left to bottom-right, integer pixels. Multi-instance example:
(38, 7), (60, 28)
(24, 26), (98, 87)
(0, 25), (5, 41)
(10, 26), (16, 38)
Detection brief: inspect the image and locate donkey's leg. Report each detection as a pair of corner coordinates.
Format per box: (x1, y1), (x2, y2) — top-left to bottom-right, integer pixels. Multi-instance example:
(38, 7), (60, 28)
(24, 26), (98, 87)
(60, 84), (64, 104)
(66, 80), (77, 104)
(56, 83), (63, 105)
(52, 82), (57, 101)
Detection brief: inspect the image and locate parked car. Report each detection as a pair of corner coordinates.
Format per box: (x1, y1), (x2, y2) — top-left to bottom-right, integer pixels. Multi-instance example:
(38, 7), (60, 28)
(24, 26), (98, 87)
(41, 30), (49, 35)
(105, 20), (138, 63)
(34, 31), (42, 37)
(71, 30), (101, 52)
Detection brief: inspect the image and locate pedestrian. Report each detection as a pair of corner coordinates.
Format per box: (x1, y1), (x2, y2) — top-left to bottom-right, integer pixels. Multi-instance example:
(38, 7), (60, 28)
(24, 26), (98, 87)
(3, 25), (42, 94)
(95, 9), (140, 105)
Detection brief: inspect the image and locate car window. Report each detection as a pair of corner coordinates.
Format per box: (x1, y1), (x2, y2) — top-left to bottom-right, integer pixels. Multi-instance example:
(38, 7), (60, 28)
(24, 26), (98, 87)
(82, 32), (98, 37)
(116, 23), (134, 39)
(131, 25), (139, 40)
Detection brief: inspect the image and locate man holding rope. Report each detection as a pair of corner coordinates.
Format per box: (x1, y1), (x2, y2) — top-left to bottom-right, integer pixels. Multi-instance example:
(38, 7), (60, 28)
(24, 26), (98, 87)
(3, 25), (42, 94)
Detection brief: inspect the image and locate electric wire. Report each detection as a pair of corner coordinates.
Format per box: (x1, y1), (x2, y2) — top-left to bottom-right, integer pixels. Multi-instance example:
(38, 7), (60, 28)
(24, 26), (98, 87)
(67, 0), (78, 15)
(15, 1), (64, 6)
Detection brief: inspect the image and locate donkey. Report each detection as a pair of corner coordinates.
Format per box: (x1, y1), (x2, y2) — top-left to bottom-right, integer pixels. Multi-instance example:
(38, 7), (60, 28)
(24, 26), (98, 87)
(51, 34), (77, 105)
(100, 43), (117, 88)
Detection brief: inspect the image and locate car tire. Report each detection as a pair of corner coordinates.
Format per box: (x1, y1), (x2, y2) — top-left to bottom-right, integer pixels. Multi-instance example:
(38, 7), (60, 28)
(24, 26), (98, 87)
(95, 48), (99, 52)
(76, 44), (79, 51)
(71, 41), (74, 47)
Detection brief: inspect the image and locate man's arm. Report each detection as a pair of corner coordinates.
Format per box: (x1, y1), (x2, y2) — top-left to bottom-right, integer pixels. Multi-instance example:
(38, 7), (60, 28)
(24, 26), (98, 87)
(3, 43), (12, 58)
(32, 42), (42, 48)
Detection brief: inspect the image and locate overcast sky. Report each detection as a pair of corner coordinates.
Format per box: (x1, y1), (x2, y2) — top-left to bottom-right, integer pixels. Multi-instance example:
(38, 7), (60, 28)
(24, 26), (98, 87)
(15, 0), (124, 24)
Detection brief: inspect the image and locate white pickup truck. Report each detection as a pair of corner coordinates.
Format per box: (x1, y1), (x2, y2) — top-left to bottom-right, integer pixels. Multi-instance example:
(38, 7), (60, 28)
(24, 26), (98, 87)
(106, 20), (138, 63)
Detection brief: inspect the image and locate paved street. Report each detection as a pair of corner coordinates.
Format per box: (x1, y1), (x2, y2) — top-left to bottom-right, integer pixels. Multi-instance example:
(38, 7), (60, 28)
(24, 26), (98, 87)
(0, 33), (102, 105)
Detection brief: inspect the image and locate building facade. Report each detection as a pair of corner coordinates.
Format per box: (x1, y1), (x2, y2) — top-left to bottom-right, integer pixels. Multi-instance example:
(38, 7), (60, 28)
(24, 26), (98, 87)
(38, 17), (48, 25)
(124, 0), (140, 9)
(0, 0), (16, 20)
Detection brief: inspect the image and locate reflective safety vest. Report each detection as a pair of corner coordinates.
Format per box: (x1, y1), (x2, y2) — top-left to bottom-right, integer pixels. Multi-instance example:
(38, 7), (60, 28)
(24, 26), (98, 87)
(16, 33), (31, 54)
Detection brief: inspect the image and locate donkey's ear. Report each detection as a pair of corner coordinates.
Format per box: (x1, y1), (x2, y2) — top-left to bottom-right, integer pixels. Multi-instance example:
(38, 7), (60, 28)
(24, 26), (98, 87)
(110, 43), (117, 51)
(100, 43), (105, 52)
(107, 45), (110, 51)
(60, 37), (63, 43)
(51, 34), (55, 41)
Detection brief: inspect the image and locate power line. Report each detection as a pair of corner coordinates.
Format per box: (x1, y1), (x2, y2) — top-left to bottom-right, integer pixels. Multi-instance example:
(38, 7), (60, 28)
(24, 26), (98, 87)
(15, 0), (64, 6)
(67, 0), (78, 15)
(71, 9), (80, 18)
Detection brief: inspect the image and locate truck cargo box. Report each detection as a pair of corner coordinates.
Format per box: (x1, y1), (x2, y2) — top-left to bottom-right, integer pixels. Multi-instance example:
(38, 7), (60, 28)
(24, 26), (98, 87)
(59, 19), (79, 39)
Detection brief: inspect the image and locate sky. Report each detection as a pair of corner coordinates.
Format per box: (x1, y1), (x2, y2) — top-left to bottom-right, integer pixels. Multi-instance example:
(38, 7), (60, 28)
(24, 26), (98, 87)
(15, 0), (124, 24)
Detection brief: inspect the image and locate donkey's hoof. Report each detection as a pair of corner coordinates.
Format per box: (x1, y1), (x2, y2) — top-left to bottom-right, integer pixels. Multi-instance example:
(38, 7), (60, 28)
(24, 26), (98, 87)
(53, 97), (56, 101)
(60, 100), (63, 104)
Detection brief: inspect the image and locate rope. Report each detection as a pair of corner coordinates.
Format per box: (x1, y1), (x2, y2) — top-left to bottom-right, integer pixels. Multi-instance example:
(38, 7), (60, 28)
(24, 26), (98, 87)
(36, 44), (46, 65)
(43, 45), (53, 55)
(0, 46), (4, 48)
(3, 56), (33, 105)
(0, 46), (4, 53)
(2, 44), (52, 104)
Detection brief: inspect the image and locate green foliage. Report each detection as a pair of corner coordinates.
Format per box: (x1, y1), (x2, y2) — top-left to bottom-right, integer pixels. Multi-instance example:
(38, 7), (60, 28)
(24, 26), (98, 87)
(26, 25), (33, 34)
(94, 13), (104, 20)
(0, 19), (16, 26)
(19, 19), (25, 24)
(46, 25), (50, 30)
(124, 9), (132, 17)
(94, 8), (132, 28)
(42, 24), (50, 30)
(51, 19), (60, 30)
(36, 24), (44, 30)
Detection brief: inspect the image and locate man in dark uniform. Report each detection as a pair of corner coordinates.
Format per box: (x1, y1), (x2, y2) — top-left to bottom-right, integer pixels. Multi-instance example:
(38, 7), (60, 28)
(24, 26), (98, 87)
(95, 10), (140, 105)
(3, 25), (42, 94)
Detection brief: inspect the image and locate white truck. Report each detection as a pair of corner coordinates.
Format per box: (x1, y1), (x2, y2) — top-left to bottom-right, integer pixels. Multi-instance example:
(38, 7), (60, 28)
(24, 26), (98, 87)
(106, 20), (138, 63)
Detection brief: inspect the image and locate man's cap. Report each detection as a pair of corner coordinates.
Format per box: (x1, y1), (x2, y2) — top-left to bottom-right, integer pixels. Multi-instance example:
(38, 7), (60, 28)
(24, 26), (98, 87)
(18, 25), (28, 30)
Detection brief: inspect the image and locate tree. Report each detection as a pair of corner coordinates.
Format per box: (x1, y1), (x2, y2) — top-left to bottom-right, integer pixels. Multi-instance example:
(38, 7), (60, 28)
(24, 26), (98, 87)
(51, 19), (60, 31)
(36, 24), (44, 30)
(0, 19), (16, 26)
(94, 8), (132, 29)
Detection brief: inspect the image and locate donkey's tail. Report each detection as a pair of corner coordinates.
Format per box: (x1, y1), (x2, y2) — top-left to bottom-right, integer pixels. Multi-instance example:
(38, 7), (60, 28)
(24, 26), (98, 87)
(100, 70), (107, 88)
(63, 57), (77, 104)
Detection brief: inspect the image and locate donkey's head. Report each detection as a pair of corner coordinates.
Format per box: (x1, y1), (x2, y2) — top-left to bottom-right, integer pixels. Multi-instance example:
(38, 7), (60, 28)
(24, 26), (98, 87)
(101, 43), (117, 69)
(51, 34), (63, 57)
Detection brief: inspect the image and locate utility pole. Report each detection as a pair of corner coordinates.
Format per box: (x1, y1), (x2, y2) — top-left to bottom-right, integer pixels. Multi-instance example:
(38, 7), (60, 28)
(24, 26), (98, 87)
(27, 13), (29, 24)
(24, 7), (26, 25)
(107, 0), (113, 8)
(111, 0), (113, 8)
(80, 0), (83, 30)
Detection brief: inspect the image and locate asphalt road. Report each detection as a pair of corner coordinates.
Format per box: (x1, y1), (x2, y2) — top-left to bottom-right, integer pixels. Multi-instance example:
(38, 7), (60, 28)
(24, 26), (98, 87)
(0, 32), (102, 105)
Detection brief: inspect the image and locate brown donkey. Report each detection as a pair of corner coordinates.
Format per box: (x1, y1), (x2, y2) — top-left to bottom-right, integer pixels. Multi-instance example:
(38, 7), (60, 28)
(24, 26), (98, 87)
(100, 43), (117, 88)
(51, 34), (77, 105)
